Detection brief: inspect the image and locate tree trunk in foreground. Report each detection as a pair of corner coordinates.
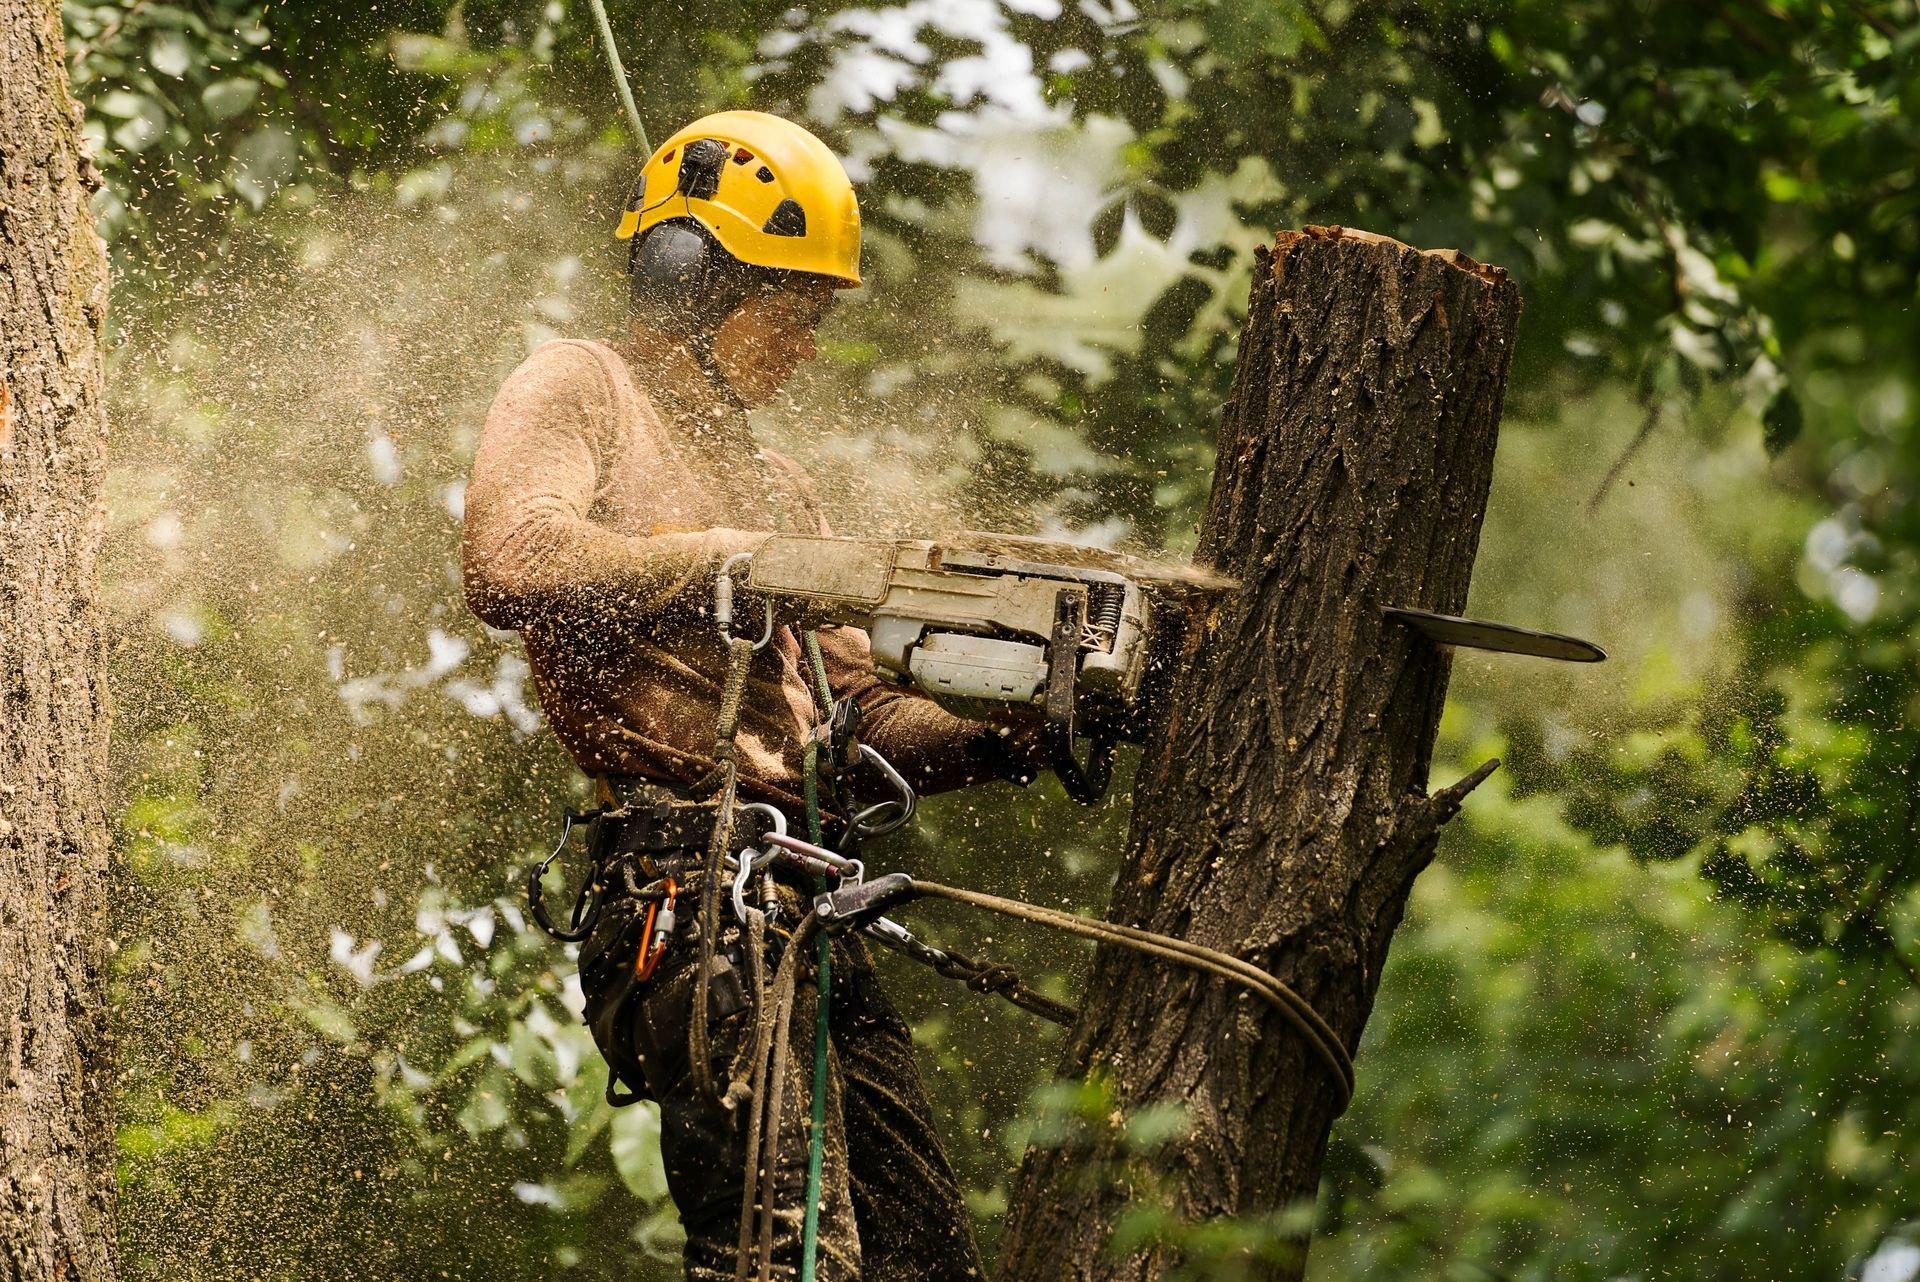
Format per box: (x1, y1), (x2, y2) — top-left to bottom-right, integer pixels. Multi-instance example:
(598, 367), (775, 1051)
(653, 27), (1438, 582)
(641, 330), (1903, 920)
(998, 226), (1519, 1281)
(0, 2), (118, 1277)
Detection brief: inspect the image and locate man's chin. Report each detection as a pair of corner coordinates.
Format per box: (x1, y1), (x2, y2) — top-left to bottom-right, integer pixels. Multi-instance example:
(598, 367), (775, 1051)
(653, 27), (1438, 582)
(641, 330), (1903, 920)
(737, 370), (797, 407)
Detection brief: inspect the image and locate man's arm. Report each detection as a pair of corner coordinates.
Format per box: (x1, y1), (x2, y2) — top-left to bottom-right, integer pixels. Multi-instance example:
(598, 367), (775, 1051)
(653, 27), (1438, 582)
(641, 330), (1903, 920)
(462, 342), (763, 634)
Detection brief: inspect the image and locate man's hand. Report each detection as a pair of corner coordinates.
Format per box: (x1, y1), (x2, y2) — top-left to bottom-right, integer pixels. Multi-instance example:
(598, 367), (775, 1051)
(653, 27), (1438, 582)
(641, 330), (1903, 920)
(963, 708), (1051, 787)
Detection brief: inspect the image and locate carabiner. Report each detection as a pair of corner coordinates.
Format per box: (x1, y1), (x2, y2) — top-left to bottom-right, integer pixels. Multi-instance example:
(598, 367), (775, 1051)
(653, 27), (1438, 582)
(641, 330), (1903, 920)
(845, 743), (917, 842)
(634, 878), (678, 981)
(527, 808), (606, 943)
(731, 803), (789, 923)
(715, 552), (774, 651)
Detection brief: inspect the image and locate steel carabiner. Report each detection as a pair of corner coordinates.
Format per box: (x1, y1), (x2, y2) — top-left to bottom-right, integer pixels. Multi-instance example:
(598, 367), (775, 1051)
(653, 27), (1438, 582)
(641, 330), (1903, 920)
(715, 552), (774, 651)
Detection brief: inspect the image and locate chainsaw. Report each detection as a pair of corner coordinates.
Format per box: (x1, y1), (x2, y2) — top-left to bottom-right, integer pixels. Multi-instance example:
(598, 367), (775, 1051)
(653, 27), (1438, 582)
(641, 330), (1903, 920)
(728, 532), (1604, 804)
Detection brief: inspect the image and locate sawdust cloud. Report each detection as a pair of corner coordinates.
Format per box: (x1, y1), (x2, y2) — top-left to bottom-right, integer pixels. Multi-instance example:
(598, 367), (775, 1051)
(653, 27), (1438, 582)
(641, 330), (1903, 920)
(100, 169), (1074, 1279)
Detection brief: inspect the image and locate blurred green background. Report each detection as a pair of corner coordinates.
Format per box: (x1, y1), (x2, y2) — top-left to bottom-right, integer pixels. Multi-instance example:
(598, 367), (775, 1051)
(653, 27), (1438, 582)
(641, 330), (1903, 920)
(75, 0), (1920, 1277)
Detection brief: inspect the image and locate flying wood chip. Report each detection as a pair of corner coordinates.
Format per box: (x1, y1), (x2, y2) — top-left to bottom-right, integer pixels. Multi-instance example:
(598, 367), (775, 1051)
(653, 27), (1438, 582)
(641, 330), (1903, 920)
(1383, 606), (1607, 664)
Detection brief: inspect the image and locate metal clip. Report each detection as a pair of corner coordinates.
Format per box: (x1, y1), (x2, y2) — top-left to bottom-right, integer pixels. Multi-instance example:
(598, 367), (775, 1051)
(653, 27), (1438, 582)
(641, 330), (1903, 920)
(730, 803), (789, 922)
(527, 807), (607, 942)
(716, 552), (774, 651)
(762, 831), (865, 886)
(813, 872), (919, 932)
(635, 878), (678, 981)
(845, 743), (917, 842)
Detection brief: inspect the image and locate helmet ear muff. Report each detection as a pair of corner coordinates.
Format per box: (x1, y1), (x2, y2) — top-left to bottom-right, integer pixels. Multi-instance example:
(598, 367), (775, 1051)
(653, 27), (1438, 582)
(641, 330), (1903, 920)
(628, 219), (764, 337)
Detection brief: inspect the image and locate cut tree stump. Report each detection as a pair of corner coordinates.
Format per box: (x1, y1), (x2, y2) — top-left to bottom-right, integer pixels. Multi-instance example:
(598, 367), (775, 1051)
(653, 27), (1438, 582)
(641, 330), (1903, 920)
(996, 226), (1520, 1282)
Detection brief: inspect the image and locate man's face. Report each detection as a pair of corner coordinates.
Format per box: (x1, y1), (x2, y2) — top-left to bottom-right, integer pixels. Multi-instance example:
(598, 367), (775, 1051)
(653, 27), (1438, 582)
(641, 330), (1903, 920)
(710, 278), (838, 407)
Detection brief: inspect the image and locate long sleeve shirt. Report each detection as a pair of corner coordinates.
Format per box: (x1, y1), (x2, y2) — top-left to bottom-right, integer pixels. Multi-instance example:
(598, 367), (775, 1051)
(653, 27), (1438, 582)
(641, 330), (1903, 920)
(462, 337), (998, 817)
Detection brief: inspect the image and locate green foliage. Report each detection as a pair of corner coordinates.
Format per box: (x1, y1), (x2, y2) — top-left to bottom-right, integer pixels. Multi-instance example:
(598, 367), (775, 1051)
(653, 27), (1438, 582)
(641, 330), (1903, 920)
(80, 0), (1920, 1278)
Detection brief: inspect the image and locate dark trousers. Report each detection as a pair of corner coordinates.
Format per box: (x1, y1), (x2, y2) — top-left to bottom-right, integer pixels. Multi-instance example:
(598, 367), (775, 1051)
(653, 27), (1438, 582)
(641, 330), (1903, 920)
(580, 880), (984, 1282)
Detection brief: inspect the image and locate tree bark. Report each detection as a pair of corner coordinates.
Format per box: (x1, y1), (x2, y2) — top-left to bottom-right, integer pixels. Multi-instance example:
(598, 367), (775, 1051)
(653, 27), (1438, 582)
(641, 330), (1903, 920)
(998, 226), (1519, 1281)
(0, 2), (118, 1278)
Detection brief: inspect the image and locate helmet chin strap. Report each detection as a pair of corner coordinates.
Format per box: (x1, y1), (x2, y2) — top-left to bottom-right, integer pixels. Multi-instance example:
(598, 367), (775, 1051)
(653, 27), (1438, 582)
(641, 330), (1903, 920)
(689, 328), (749, 413)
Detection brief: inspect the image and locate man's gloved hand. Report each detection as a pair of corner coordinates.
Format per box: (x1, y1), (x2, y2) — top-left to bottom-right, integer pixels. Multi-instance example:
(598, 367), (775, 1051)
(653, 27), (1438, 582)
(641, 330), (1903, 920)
(962, 708), (1050, 787)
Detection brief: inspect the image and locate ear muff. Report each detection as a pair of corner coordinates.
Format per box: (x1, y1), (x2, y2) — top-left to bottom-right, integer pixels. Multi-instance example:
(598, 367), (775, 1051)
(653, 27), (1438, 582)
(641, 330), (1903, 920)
(628, 219), (771, 337)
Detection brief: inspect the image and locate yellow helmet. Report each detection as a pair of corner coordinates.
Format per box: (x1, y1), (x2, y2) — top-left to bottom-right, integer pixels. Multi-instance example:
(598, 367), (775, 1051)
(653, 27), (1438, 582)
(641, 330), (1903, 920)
(615, 110), (861, 288)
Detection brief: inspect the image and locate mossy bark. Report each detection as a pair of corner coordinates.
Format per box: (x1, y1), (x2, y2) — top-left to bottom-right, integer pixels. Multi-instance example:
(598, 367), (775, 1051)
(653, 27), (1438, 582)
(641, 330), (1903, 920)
(997, 227), (1519, 1282)
(0, 2), (118, 1277)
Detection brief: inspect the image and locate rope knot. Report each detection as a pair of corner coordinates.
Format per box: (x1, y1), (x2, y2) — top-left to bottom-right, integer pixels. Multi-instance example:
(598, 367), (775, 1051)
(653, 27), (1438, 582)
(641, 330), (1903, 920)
(967, 964), (1021, 995)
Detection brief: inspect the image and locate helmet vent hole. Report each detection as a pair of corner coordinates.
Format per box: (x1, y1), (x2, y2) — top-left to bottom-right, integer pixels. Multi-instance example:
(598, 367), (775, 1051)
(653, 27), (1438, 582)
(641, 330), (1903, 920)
(756, 166), (775, 183)
(763, 198), (807, 237)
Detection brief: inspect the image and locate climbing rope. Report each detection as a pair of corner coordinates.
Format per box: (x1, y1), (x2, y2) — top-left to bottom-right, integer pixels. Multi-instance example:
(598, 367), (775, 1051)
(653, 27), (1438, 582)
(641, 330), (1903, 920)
(894, 881), (1355, 1103)
(689, 634), (756, 1103)
(798, 630), (836, 1282)
(584, 0), (651, 155)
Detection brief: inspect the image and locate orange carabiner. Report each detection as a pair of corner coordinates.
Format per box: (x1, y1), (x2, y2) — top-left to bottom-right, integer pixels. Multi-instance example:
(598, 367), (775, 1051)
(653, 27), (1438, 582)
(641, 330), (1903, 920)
(634, 877), (678, 981)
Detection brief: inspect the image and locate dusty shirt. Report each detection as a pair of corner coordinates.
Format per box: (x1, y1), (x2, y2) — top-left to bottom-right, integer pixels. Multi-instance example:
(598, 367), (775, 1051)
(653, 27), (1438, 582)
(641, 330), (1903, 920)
(462, 338), (989, 815)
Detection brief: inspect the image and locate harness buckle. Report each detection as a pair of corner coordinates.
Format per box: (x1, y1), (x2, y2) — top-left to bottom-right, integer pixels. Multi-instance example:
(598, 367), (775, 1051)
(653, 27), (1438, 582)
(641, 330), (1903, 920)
(812, 872), (918, 933)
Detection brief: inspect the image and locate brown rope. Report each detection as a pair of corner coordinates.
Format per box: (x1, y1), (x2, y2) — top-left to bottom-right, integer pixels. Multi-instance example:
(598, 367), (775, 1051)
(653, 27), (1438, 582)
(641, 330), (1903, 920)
(903, 882), (1355, 1105)
(689, 636), (757, 1102)
(736, 913), (819, 1282)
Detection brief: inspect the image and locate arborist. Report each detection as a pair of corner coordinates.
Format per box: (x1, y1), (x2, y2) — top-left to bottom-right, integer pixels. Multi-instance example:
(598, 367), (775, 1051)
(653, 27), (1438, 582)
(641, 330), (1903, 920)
(462, 110), (1043, 1281)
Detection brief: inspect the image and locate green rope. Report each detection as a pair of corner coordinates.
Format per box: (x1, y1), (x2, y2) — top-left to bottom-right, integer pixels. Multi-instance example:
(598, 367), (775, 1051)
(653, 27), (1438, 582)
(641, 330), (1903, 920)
(584, 0), (651, 156)
(799, 632), (834, 1281)
(803, 631), (835, 716)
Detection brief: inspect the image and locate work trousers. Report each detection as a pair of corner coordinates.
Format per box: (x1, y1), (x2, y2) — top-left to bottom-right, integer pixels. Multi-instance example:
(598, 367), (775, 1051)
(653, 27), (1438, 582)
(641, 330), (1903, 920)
(580, 874), (984, 1282)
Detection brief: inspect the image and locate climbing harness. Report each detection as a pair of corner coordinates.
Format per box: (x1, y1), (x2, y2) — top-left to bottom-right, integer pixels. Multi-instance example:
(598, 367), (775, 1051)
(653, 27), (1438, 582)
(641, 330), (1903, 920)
(528, 556), (1358, 1282)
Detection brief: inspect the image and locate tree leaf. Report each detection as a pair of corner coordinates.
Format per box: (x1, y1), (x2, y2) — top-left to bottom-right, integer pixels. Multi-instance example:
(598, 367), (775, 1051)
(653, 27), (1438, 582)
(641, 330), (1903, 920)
(563, 1058), (613, 1167)
(457, 1065), (513, 1135)
(1090, 198), (1126, 258)
(1763, 387), (1803, 456)
(201, 78), (259, 122)
(1133, 190), (1177, 242)
(608, 1103), (671, 1202)
(149, 31), (192, 79)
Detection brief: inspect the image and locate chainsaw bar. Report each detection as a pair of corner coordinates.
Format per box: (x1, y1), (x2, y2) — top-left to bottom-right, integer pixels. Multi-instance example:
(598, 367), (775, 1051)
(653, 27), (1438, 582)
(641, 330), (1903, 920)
(1384, 607), (1607, 664)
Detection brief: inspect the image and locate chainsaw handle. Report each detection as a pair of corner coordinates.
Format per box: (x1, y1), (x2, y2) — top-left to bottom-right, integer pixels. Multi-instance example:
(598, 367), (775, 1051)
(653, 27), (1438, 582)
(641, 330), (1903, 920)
(1048, 724), (1116, 805)
(1046, 590), (1117, 804)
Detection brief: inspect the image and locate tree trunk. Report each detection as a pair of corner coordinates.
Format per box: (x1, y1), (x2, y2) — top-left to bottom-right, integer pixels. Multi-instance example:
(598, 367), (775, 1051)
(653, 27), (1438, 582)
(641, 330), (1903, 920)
(0, 2), (118, 1278)
(998, 226), (1519, 1281)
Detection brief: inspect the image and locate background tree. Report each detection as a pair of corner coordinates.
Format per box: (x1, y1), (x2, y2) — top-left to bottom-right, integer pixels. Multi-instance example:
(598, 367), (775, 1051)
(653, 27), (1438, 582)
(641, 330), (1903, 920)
(0, 0), (117, 1276)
